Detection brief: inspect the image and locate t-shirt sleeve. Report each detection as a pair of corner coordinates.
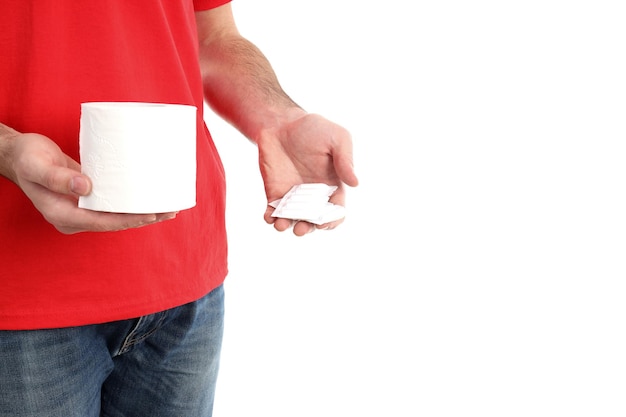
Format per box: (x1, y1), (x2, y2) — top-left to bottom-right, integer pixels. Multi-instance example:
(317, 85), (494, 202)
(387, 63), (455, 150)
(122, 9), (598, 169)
(194, 0), (232, 11)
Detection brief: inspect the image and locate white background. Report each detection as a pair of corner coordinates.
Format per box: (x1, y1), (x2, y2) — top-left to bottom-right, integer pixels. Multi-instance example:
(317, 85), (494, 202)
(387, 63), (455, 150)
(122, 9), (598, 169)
(207, 1), (626, 416)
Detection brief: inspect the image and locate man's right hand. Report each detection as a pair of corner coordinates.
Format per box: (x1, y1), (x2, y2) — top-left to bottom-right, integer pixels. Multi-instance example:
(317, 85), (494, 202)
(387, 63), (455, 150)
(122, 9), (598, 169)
(2, 131), (176, 234)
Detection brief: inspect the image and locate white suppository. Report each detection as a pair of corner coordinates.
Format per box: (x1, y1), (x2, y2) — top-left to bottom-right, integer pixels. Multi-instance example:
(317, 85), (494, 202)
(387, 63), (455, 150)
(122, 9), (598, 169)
(269, 183), (345, 225)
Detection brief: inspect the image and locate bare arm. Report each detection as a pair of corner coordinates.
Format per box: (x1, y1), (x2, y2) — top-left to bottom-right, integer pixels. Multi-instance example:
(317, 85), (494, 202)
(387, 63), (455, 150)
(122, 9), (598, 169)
(196, 5), (358, 236)
(195, 5), (304, 142)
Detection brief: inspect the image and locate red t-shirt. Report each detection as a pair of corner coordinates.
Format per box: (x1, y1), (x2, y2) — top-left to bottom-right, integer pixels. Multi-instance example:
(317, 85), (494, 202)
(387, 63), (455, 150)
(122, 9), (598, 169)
(0, 0), (231, 330)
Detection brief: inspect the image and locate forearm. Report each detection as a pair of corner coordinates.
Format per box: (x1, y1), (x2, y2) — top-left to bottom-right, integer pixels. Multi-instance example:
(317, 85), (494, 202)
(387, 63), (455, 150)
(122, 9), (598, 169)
(0, 123), (19, 183)
(197, 17), (305, 142)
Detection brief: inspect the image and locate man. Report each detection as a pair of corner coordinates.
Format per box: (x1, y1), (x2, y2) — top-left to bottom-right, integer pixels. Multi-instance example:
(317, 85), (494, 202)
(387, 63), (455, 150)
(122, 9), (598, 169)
(0, 1), (358, 416)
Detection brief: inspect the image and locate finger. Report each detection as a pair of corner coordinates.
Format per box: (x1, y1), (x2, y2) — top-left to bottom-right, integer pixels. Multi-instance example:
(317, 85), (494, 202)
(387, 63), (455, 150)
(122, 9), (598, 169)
(31, 186), (177, 234)
(56, 210), (178, 234)
(69, 175), (92, 196)
(272, 217), (293, 232)
(333, 145), (359, 188)
(292, 221), (314, 236)
(63, 156), (93, 196)
(327, 183), (347, 208)
(56, 213), (158, 234)
(315, 216), (345, 231)
(24, 162), (92, 197)
(264, 205), (277, 224)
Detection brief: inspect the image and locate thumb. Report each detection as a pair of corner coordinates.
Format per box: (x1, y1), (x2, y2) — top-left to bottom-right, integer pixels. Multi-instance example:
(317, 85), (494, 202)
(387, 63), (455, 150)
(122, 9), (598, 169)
(10, 132), (92, 196)
(69, 173), (92, 196)
(27, 162), (91, 197)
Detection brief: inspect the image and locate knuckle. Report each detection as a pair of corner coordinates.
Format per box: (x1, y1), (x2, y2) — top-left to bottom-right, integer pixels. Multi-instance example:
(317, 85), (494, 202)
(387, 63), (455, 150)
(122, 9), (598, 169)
(42, 169), (68, 193)
(12, 154), (33, 181)
(42, 209), (66, 230)
(41, 202), (75, 233)
(54, 225), (77, 235)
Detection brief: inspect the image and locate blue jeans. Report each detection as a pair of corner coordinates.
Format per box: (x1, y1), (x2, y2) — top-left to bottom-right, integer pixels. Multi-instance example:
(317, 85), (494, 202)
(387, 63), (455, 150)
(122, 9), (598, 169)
(0, 285), (224, 417)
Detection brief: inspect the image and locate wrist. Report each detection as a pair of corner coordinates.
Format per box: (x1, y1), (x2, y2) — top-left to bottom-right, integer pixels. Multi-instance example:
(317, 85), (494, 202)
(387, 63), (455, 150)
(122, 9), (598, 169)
(254, 106), (308, 145)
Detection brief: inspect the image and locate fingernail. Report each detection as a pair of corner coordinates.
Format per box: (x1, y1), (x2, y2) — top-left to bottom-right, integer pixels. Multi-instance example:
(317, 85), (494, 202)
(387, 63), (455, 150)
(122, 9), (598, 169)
(140, 214), (158, 225)
(70, 177), (89, 195)
(158, 212), (178, 222)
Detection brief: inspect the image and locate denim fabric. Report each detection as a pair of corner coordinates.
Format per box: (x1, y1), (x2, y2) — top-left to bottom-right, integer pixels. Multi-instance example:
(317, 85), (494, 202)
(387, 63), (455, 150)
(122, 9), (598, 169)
(0, 285), (224, 417)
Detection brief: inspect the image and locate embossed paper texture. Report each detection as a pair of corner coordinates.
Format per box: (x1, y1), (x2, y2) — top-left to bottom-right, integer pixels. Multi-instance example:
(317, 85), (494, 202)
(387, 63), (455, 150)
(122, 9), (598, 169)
(78, 102), (197, 214)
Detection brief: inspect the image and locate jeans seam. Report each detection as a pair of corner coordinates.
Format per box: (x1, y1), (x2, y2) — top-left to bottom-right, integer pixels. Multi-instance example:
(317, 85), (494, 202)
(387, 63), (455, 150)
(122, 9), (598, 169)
(116, 312), (167, 356)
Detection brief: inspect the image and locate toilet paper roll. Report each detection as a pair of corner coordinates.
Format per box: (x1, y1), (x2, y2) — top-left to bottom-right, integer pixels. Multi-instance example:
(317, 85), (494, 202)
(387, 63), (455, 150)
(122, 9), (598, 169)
(78, 102), (197, 213)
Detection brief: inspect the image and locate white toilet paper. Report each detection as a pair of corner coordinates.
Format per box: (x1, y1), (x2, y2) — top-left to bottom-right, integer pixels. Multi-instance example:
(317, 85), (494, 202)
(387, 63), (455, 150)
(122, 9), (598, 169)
(78, 102), (197, 213)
